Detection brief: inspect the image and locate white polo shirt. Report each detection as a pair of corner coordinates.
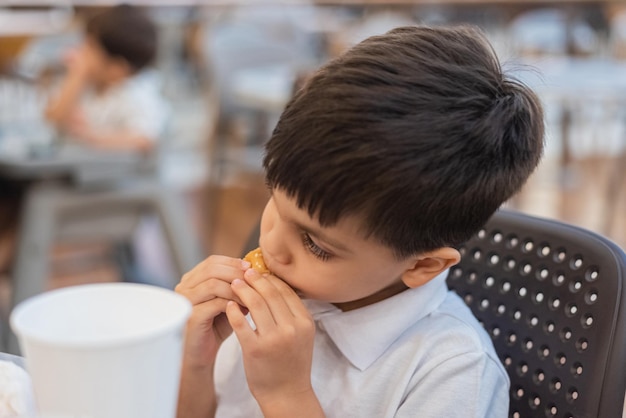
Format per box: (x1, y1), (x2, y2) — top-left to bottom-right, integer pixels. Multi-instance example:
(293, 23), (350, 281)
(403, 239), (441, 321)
(80, 70), (169, 141)
(214, 271), (509, 417)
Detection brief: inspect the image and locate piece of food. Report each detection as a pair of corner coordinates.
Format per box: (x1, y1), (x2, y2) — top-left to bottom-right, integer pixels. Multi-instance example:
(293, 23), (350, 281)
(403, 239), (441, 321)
(243, 247), (270, 274)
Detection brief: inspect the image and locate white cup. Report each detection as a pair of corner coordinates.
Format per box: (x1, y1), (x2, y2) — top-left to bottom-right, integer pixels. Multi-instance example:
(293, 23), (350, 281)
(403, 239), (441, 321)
(10, 283), (192, 418)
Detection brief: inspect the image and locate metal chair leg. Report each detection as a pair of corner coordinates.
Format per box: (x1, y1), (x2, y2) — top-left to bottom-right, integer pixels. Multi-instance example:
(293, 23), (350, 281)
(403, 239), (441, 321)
(7, 184), (56, 354)
(152, 186), (203, 280)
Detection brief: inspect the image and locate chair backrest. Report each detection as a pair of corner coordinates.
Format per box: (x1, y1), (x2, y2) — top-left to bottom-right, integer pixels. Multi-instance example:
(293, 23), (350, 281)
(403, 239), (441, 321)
(447, 210), (626, 418)
(202, 14), (317, 112)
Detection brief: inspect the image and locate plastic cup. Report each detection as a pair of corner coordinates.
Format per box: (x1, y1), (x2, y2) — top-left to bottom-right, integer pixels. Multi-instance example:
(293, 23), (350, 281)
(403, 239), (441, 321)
(10, 282), (191, 418)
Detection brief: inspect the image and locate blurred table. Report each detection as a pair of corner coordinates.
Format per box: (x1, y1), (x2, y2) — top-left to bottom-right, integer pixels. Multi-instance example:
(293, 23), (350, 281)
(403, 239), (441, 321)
(0, 144), (201, 354)
(0, 145), (147, 184)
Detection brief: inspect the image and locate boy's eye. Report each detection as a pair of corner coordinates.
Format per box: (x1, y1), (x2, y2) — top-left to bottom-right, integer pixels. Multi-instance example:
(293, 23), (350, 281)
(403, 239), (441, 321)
(301, 232), (332, 261)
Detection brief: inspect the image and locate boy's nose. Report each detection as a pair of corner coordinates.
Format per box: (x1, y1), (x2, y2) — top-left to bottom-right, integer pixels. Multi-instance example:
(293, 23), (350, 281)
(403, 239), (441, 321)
(261, 231), (292, 267)
(268, 249), (292, 267)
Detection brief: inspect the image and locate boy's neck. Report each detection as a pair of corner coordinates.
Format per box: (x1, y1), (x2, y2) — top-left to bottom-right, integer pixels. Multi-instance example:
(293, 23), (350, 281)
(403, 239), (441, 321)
(333, 281), (409, 312)
(94, 74), (129, 94)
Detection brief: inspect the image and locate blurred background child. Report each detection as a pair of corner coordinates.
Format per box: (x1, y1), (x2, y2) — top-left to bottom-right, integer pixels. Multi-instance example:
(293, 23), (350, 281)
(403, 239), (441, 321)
(45, 4), (168, 154)
(0, 4), (168, 281)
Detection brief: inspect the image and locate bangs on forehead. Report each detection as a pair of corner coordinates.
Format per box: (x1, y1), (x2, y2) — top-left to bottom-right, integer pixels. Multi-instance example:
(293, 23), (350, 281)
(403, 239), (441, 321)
(264, 147), (375, 229)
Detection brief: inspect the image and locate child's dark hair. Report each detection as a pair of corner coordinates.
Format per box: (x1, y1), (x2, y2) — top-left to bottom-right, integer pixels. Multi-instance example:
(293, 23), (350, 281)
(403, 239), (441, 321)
(264, 25), (544, 258)
(85, 4), (157, 72)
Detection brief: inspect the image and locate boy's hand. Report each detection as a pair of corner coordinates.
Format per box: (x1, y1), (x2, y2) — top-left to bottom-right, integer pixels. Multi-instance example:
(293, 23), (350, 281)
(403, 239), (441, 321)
(63, 44), (95, 80)
(175, 255), (250, 368)
(226, 268), (317, 407)
(63, 110), (91, 140)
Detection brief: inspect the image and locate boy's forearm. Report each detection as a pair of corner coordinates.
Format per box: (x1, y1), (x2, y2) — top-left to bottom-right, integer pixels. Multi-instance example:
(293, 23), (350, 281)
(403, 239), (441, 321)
(177, 363), (217, 418)
(76, 129), (154, 154)
(258, 389), (326, 418)
(45, 71), (88, 124)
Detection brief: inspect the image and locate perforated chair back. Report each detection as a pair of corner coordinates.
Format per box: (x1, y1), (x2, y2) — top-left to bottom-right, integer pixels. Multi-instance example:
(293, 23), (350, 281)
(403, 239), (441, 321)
(447, 210), (626, 418)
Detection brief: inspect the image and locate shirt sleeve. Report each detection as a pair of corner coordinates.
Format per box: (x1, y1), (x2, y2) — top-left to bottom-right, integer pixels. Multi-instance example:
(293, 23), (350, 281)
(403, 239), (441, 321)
(396, 351), (509, 418)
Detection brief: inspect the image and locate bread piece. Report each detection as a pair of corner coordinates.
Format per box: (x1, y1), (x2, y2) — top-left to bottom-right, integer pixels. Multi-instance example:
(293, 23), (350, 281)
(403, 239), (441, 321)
(243, 247), (270, 274)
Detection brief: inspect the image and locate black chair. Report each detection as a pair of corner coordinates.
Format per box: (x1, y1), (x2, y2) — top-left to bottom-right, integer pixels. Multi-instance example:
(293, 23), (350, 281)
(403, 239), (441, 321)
(448, 209), (626, 418)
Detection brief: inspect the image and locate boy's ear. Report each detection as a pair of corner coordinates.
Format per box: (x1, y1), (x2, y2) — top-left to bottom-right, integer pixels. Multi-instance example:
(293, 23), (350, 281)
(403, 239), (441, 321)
(400, 247), (461, 288)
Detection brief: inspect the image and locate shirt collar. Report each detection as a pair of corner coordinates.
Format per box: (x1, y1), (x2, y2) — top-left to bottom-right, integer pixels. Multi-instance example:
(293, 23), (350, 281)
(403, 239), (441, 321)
(303, 270), (449, 371)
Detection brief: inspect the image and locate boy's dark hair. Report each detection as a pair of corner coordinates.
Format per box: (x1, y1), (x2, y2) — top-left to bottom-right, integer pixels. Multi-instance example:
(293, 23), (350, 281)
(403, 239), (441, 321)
(85, 4), (157, 72)
(264, 25), (544, 258)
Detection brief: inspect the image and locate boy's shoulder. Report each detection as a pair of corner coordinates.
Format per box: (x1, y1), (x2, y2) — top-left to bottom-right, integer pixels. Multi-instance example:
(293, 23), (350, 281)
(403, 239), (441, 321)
(410, 291), (503, 364)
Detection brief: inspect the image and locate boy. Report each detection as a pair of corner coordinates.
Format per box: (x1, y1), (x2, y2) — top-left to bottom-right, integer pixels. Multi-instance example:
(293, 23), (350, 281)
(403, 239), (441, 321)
(175, 25), (544, 417)
(45, 4), (166, 153)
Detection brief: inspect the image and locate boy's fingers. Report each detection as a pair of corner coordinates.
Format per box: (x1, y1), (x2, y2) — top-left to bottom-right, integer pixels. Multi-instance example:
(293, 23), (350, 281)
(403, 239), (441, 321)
(243, 269), (294, 325)
(231, 277), (276, 331)
(205, 254), (251, 268)
(265, 274), (311, 319)
(225, 300), (256, 344)
(180, 255), (248, 288)
(188, 265), (245, 290)
(186, 297), (231, 329)
(177, 279), (242, 306)
(193, 255), (250, 274)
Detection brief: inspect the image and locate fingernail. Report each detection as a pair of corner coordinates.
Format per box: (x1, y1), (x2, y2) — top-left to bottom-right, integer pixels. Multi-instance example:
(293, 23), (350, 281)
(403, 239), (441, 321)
(241, 260), (251, 269)
(244, 268), (258, 279)
(232, 279), (244, 287)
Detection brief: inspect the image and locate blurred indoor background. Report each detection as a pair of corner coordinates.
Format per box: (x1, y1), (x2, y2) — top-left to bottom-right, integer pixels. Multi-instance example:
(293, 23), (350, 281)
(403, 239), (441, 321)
(0, 0), (625, 329)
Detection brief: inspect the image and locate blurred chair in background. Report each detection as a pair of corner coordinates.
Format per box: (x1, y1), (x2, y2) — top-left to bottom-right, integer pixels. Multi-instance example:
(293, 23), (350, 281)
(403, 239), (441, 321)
(508, 8), (599, 58)
(203, 6), (319, 163)
(607, 4), (626, 60)
(603, 4), (626, 238)
(199, 6), (320, 247)
(0, 2), (76, 272)
(0, 37), (30, 75)
(0, 0), (74, 75)
(506, 6), (626, 232)
(327, 8), (417, 57)
(508, 7), (600, 185)
(603, 125), (626, 236)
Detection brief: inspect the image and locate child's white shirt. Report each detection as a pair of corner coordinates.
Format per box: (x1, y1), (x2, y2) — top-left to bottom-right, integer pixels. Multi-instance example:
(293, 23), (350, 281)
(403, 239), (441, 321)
(214, 270), (509, 418)
(80, 69), (168, 141)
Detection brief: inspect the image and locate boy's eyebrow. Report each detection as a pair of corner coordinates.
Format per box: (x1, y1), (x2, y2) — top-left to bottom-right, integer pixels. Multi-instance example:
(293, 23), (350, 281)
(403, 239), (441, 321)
(295, 222), (352, 254)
